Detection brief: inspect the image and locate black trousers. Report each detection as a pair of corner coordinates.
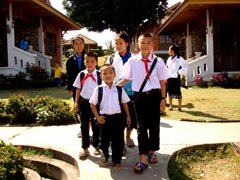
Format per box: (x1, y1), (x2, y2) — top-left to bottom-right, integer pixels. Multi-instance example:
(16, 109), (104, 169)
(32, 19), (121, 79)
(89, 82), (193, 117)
(99, 114), (125, 164)
(134, 89), (161, 155)
(79, 98), (99, 149)
(127, 95), (137, 129)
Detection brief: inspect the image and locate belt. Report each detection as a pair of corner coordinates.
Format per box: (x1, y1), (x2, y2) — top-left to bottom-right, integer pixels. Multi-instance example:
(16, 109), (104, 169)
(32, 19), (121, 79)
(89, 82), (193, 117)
(135, 89), (160, 95)
(80, 97), (90, 103)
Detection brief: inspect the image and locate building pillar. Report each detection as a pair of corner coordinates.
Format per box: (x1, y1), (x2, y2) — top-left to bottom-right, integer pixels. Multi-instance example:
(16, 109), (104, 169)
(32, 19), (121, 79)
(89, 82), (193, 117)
(186, 23), (192, 59)
(6, 3), (14, 67)
(59, 29), (63, 67)
(38, 18), (44, 54)
(206, 9), (214, 73)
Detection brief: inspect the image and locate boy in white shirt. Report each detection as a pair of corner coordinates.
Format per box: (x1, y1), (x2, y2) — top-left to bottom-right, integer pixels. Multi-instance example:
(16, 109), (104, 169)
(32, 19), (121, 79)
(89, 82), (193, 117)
(118, 33), (169, 174)
(89, 64), (131, 169)
(73, 52), (101, 159)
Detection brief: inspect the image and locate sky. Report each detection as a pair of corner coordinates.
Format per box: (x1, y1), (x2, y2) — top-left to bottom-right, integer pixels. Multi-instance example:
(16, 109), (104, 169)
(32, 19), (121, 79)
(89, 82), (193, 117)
(49, 0), (182, 48)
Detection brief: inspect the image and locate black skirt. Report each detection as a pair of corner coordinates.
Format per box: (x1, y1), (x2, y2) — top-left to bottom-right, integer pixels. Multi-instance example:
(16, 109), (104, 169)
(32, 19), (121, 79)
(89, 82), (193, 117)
(167, 76), (182, 99)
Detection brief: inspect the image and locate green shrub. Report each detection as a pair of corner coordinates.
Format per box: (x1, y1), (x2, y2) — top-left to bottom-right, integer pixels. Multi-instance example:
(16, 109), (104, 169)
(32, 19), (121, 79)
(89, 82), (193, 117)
(2, 95), (76, 126)
(0, 141), (24, 180)
(33, 96), (77, 125)
(25, 63), (49, 81)
(0, 101), (13, 124)
(5, 95), (37, 124)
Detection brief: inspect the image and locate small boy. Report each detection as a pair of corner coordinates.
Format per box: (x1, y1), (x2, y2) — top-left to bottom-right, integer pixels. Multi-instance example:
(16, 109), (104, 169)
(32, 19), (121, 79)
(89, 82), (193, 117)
(89, 64), (131, 169)
(118, 33), (169, 174)
(73, 52), (101, 159)
(54, 63), (61, 87)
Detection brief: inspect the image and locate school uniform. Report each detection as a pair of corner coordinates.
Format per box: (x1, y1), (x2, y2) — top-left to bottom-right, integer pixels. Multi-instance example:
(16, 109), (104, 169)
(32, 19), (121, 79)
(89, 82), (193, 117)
(66, 53), (86, 101)
(73, 69), (100, 149)
(121, 52), (169, 155)
(166, 55), (188, 99)
(106, 51), (137, 129)
(89, 82), (130, 164)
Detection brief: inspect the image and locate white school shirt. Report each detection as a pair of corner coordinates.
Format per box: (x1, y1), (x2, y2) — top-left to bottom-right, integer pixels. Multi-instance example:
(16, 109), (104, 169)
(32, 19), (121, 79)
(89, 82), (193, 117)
(73, 69), (99, 100)
(105, 52), (133, 82)
(166, 56), (188, 78)
(121, 52), (169, 92)
(89, 82), (130, 115)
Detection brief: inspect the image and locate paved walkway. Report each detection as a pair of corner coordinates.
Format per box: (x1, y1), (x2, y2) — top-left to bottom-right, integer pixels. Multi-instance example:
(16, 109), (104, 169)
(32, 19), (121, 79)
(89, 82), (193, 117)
(0, 119), (240, 180)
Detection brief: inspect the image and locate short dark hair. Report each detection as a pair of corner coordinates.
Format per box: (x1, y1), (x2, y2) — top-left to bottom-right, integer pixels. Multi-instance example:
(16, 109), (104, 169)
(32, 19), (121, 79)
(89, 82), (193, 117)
(169, 45), (181, 58)
(100, 64), (115, 73)
(138, 33), (154, 40)
(84, 51), (98, 62)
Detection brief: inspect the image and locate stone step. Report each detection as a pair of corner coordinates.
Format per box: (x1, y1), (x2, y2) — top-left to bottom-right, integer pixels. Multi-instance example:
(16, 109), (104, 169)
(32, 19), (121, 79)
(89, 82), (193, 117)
(14, 145), (80, 180)
(24, 155), (79, 180)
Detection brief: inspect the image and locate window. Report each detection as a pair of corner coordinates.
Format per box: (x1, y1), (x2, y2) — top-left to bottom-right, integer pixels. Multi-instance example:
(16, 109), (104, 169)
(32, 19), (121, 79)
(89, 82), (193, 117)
(159, 35), (172, 44)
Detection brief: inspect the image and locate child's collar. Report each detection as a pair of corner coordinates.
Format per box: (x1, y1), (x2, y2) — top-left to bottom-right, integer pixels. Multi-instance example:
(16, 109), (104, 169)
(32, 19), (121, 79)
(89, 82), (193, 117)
(84, 68), (97, 74)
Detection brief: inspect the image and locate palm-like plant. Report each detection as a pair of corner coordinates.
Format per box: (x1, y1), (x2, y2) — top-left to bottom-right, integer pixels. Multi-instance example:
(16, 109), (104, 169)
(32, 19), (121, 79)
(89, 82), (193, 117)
(105, 40), (114, 55)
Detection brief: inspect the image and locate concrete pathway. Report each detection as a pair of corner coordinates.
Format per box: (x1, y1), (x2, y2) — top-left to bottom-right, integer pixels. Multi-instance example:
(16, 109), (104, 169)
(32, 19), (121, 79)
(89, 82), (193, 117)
(0, 119), (240, 180)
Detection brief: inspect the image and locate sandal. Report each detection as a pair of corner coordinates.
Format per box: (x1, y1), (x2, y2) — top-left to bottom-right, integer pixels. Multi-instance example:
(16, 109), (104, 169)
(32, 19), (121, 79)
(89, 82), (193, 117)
(99, 158), (108, 167)
(177, 108), (182, 112)
(112, 163), (122, 170)
(79, 150), (89, 160)
(148, 153), (158, 164)
(77, 132), (82, 138)
(93, 148), (100, 155)
(126, 138), (135, 148)
(168, 107), (173, 111)
(134, 162), (148, 174)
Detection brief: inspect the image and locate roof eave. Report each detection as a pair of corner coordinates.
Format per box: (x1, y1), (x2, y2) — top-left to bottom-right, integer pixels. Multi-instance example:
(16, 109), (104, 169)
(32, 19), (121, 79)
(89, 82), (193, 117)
(32, 0), (81, 30)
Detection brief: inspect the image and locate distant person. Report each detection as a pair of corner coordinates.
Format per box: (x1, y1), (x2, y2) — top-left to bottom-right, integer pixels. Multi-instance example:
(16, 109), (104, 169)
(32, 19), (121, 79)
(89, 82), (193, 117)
(73, 52), (101, 159)
(105, 33), (137, 150)
(53, 63), (62, 87)
(118, 33), (169, 174)
(66, 36), (87, 138)
(19, 35), (29, 50)
(166, 45), (188, 112)
(90, 64), (131, 169)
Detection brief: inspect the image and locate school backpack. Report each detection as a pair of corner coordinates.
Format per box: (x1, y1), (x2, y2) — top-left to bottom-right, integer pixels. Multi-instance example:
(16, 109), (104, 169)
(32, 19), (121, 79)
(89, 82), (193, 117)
(97, 85), (126, 121)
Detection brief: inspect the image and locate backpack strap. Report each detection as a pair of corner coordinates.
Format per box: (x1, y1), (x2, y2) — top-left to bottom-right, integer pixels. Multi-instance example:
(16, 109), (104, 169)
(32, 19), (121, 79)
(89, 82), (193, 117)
(80, 71), (85, 85)
(96, 71), (102, 85)
(97, 85), (122, 110)
(116, 86), (122, 104)
(139, 57), (158, 93)
(98, 86), (103, 105)
(109, 54), (115, 65)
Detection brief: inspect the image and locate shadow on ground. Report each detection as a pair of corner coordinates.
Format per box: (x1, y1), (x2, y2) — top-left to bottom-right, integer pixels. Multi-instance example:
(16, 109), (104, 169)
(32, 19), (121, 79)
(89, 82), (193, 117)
(86, 146), (170, 180)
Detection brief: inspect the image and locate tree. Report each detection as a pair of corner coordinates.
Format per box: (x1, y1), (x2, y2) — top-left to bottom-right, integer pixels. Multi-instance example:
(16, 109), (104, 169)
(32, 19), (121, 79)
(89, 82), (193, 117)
(63, 0), (167, 40)
(105, 40), (114, 54)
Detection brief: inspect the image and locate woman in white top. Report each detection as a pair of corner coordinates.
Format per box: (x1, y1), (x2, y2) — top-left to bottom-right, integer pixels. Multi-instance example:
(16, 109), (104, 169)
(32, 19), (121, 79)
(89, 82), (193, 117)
(166, 45), (188, 111)
(105, 33), (137, 149)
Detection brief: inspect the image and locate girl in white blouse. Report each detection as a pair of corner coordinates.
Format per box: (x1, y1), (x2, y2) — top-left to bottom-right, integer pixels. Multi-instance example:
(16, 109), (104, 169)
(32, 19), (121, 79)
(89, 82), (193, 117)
(166, 45), (188, 111)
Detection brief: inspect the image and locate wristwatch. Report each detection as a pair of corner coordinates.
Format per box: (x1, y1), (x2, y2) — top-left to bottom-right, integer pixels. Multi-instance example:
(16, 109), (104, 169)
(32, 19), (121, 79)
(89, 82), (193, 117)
(161, 97), (166, 100)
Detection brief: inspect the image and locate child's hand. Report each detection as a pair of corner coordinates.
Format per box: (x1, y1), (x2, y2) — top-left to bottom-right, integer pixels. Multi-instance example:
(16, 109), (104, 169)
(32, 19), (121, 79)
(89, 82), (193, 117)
(97, 116), (106, 124)
(160, 99), (166, 113)
(74, 103), (79, 112)
(68, 90), (72, 95)
(126, 115), (131, 127)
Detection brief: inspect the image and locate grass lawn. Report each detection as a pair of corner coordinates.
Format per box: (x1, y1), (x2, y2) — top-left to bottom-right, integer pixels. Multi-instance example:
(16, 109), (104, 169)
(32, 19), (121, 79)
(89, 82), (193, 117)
(168, 143), (240, 180)
(0, 86), (239, 122)
(162, 87), (240, 122)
